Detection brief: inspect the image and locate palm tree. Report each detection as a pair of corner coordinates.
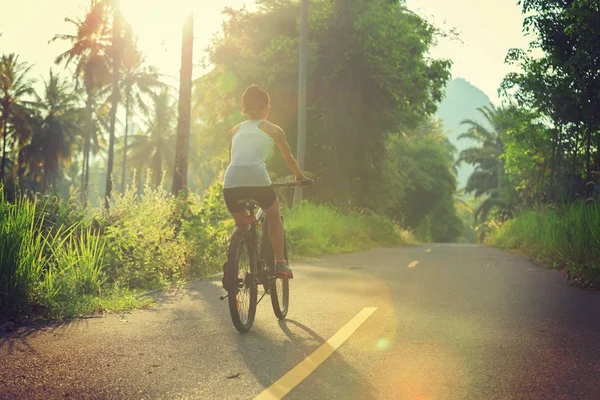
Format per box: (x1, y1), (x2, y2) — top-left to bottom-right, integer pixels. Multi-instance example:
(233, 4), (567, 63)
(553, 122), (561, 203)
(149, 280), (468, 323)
(457, 105), (517, 228)
(52, 0), (111, 204)
(119, 47), (165, 193)
(0, 53), (36, 182)
(172, 11), (194, 195)
(24, 70), (84, 191)
(127, 89), (176, 187)
(457, 105), (504, 193)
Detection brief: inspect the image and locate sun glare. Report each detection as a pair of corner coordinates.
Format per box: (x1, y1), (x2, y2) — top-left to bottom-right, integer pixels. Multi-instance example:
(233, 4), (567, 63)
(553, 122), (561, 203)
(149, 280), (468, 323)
(119, 0), (191, 78)
(119, 0), (255, 80)
(120, 0), (195, 32)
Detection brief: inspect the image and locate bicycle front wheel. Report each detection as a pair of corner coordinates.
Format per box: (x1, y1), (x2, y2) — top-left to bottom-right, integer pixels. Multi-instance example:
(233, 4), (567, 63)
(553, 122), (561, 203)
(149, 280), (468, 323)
(227, 231), (257, 333)
(270, 232), (290, 320)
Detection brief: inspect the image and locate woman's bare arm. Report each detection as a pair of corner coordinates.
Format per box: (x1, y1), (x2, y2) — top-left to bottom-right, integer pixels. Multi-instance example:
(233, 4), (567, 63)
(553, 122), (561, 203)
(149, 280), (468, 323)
(228, 124), (242, 163)
(260, 121), (306, 179)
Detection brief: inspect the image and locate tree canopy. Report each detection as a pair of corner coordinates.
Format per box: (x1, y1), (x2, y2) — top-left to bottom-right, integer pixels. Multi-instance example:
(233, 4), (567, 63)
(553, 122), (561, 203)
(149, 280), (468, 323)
(197, 0), (452, 206)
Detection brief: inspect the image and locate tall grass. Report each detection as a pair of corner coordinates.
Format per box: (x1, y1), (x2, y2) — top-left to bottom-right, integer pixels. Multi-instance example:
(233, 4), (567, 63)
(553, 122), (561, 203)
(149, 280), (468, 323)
(285, 202), (415, 257)
(1, 188), (145, 320)
(39, 226), (109, 317)
(0, 192), (47, 318)
(487, 202), (600, 286)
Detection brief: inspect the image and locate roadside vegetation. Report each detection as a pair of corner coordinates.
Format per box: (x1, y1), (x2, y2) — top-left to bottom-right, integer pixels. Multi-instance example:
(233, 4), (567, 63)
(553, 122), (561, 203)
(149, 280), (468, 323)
(454, 1), (600, 286)
(487, 203), (600, 288)
(0, 180), (416, 320)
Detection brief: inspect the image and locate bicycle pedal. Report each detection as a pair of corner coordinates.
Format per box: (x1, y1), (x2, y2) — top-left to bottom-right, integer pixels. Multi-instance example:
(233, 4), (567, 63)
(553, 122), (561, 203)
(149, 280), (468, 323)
(219, 294), (228, 301)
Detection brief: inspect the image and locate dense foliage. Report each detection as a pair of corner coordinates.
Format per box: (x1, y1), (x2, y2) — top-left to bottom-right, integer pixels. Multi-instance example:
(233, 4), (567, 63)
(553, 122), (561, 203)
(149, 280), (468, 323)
(502, 0), (600, 203)
(195, 0), (459, 238)
(450, 1), (600, 284)
(198, 0), (450, 198)
(1, 0), (479, 319)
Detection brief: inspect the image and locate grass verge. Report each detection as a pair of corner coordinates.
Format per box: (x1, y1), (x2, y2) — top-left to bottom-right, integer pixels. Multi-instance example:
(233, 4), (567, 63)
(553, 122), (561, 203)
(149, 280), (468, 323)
(39, 288), (155, 320)
(486, 202), (600, 289)
(286, 202), (416, 258)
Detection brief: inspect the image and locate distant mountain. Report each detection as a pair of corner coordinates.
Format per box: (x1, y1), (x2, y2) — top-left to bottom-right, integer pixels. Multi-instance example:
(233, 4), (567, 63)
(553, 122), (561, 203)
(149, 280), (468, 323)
(436, 78), (492, 189)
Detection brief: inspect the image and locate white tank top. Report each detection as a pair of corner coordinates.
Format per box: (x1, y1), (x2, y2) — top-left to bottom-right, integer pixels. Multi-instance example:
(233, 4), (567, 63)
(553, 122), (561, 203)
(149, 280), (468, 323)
(223, 120), (274, 188)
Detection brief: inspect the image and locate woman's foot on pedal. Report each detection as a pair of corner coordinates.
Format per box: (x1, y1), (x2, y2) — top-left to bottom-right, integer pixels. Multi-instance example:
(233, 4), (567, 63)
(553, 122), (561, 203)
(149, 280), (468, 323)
(275, 261), (294, 279)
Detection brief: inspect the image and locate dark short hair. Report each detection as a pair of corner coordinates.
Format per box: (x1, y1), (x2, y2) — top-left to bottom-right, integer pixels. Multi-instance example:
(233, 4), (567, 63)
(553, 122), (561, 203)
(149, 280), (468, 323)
(242, 84), (270, 115)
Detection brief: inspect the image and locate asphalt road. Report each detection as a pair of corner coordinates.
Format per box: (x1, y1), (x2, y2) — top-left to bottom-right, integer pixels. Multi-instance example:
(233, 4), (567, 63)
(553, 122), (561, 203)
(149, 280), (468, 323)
(2, 244), (600, 400)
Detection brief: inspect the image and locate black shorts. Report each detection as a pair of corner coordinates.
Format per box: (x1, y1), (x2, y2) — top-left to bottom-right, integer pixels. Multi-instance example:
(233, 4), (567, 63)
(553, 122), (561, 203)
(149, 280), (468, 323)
(223, 186), (277, 213)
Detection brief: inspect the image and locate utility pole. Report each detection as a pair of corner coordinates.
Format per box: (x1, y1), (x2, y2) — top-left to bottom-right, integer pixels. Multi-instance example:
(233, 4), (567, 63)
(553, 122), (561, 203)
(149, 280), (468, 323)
(294, 0), (308, 205)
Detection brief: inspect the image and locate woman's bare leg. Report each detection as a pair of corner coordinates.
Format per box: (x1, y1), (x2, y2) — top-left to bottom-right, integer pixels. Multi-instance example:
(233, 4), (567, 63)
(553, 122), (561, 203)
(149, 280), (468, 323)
(265, 200), (284, 261)
(231, 210), (250, 233)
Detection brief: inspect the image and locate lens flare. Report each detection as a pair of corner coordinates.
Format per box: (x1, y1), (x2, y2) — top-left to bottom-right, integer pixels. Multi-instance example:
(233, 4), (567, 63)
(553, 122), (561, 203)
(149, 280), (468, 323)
(377, 338), (392, 351)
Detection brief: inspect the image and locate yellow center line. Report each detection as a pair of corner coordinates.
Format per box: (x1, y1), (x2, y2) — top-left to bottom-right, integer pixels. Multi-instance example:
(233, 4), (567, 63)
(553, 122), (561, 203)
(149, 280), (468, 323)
(253, 307), (377, 400)
(425, 249), (432, 253)
(407, 260), (419, 268)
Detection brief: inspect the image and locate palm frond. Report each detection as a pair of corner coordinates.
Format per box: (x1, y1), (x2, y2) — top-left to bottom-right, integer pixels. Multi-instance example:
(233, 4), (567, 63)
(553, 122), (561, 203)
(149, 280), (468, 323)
(458, 120), (494, 142)
(474, 197), (495, 224)
(477, 105), (497, 127)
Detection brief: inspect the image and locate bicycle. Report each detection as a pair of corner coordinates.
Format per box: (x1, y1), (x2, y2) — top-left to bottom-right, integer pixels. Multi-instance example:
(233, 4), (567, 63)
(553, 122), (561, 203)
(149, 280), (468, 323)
(220, 180), (312, 333)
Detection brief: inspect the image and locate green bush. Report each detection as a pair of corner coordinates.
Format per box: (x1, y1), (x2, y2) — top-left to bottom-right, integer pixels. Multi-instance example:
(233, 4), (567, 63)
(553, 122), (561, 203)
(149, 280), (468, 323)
(428, 198), (463, 243)
(99, 182), (191, 289)
(180, 182), (234, 277)
(411, 198), (464, 243)
(487, 202), (600, 287)
(285, 202), (413, 257)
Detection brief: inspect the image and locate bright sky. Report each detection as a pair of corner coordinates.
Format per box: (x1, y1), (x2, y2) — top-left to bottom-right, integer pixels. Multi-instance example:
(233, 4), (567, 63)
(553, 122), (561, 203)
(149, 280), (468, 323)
(0, 0), (529, 103)
(405, 0), (530, 103)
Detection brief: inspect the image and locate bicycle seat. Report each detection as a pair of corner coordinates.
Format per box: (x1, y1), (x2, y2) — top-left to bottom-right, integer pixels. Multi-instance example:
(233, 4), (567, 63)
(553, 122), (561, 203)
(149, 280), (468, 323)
(243, 199), (260, 210)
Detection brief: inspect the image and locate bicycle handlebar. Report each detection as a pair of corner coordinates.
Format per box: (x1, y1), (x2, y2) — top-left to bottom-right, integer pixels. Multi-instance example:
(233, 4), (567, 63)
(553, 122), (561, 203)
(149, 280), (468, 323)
(272, 179), (315, 188)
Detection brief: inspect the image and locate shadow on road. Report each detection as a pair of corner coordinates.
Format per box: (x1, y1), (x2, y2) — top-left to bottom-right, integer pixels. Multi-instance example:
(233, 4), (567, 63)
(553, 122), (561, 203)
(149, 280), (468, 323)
(0, 318), (89, 355)
(179, 277), (380, 399)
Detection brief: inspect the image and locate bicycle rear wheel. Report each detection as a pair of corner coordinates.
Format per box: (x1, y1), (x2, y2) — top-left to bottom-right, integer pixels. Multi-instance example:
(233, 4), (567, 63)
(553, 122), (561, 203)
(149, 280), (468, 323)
(270, 232), (290, 320)
(227, 231), (257, 333)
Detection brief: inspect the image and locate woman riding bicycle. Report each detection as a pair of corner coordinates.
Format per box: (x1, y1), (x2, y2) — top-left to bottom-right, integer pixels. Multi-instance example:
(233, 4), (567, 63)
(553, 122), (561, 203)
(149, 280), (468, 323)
(223, 84), (311, 279)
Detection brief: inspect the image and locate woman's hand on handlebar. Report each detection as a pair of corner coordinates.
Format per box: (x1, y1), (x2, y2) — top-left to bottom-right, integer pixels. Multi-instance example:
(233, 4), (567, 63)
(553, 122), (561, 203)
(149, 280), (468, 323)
(295, 173), (314, 187)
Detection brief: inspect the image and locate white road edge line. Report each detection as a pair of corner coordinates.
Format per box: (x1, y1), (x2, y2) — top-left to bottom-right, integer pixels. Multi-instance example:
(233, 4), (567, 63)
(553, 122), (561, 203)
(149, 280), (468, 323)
(253, 307), (378, 400)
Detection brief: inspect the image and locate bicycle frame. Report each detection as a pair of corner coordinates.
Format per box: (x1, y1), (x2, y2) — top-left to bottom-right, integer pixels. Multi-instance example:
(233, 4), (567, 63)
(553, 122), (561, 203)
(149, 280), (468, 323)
(232, 182), (298, 300)
(242, 204), (274, 297)
(257, 186), (290, 264)
(246, 184), (291, 296)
